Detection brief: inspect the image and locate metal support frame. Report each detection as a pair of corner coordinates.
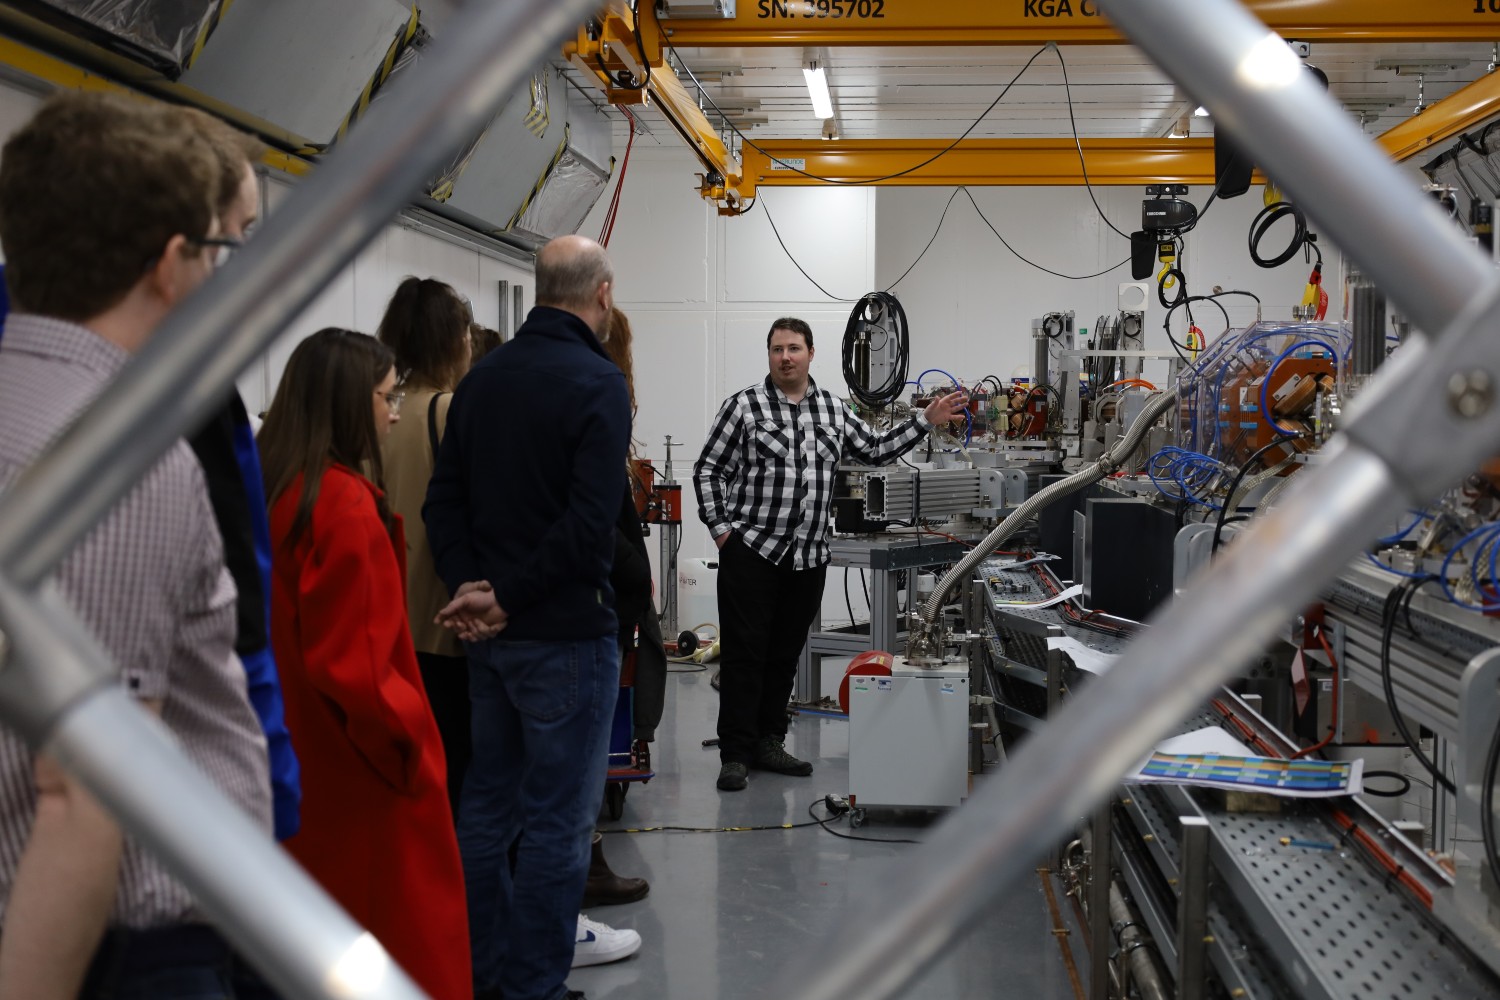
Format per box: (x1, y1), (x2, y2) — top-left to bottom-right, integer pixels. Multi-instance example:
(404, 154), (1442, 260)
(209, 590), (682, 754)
(565, 0), (749, 210)
(0, 1), (600, 997)
(1088, 805), (1113, 1000)
(1433, 647), (1500, 972)
(768, 0), (1500, 997)
(1176, 817), (1211, 1000)
(798, 536), (965, 702)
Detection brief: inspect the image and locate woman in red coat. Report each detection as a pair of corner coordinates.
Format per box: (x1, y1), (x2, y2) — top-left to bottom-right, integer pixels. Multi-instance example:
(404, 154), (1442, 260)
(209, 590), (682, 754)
(258, 328), (470, 1000)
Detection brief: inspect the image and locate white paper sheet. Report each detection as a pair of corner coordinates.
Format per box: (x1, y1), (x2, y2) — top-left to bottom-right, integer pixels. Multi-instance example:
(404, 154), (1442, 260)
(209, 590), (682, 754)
(1045, 635), (1120, 676)
(994, 583), (1083, 610)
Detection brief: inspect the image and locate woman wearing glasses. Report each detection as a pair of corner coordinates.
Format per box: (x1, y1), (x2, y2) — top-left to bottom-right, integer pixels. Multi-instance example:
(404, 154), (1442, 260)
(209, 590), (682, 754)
(377, 276), (475, 817)
(259, 328), (470, 1000)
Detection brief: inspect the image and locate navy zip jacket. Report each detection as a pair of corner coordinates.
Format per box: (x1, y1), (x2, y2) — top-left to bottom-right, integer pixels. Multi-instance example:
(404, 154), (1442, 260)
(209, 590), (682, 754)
(424, 305), (630, 641)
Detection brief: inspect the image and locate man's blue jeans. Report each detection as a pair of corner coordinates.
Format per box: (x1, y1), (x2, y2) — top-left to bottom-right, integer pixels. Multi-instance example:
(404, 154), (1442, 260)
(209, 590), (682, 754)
(459, 635), (619, 1000)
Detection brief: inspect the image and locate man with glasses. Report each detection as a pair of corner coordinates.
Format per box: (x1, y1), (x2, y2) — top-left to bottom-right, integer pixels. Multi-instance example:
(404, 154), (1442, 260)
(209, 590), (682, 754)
(0, 92), (274, 998)
(182, 108), (302, 847)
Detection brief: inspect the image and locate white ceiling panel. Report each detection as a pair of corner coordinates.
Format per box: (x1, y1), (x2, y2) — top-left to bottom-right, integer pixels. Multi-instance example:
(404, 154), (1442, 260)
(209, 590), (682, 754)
(562, 40), (1497, 153)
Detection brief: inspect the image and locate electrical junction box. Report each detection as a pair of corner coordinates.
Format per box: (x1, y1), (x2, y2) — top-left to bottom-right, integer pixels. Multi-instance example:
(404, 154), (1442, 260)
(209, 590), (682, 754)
(848, 659), (969, 809)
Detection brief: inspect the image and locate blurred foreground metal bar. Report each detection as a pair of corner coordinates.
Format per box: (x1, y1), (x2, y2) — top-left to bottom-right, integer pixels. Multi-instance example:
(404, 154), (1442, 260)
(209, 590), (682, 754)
(768, 0), (1500, 998)
(0, 575), (423, 998)
(0, 0), (601, 995)
(0, 0), (595, 588)
(1119, 0), (1492, 341)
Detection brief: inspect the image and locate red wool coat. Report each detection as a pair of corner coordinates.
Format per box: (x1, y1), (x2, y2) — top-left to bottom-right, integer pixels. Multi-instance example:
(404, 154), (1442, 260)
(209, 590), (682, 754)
(269, 465), (470, 1000)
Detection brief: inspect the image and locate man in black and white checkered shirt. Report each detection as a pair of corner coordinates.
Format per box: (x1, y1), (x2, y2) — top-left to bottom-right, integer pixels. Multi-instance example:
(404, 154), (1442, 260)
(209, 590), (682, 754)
(694, 317), (965, 792)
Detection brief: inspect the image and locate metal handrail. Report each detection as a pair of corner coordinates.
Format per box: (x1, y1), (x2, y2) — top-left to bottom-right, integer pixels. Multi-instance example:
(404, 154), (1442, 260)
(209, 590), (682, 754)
(0, 0), (600, 996)
(769, 2), (1500, 998)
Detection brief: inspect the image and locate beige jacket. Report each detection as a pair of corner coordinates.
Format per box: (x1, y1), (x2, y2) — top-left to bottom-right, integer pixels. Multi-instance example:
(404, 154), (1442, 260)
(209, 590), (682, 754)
(382, 386), (461, 657)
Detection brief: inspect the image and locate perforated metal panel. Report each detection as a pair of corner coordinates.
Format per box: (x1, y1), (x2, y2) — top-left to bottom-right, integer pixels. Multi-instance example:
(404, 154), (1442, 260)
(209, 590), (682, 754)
(1208, 806), (1498, 999)
(1119, 714), (1500, 1000)
(1120, 786), (1290, 999)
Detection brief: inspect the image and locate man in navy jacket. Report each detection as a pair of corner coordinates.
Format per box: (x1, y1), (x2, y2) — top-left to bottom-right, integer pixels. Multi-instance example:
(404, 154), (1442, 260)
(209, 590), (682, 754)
(425, 235), (632, 1000)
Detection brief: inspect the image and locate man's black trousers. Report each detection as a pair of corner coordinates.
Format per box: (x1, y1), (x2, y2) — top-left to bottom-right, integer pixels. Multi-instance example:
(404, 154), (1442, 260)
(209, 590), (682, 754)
(715, 532), (827, 765)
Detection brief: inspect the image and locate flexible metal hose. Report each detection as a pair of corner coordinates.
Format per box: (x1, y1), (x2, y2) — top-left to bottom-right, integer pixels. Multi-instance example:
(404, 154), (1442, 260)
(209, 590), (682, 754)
(915, 388), (1178, 626)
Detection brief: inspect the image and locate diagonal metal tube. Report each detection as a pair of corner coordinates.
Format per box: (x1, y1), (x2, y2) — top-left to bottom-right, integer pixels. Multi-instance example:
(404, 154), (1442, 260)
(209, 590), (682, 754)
(768, 1), (1500, 998)
(0, 577), (426, 999)
(0, 0), (600, 995)
(1109, 0), (1491, 341)
(0, 0), (599, 590)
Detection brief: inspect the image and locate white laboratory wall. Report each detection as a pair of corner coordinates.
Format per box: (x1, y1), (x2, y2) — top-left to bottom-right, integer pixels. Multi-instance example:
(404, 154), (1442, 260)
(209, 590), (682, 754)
(875, 183), (1347, 391)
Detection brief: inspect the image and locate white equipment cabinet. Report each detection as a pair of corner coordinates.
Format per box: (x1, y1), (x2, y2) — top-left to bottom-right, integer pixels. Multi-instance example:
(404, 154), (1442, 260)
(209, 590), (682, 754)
(848, 659), (970, 809)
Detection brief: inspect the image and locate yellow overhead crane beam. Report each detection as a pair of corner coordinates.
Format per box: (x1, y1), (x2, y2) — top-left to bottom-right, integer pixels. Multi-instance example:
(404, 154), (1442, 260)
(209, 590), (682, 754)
(565, 1), (752, 213)
(742, 138), (1220, 189)
(1377, 68), (1500, 163)
(661, 0), (1500, 47)
(568, 2), (1500, 209)
(741, 75), (1500, 195)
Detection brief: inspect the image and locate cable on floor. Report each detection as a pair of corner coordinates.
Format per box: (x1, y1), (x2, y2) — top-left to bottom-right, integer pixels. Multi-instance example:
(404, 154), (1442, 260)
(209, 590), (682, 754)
(598, 818), (821, 835)
(807, 800), (921, 844)
(595, 800), (924, 845)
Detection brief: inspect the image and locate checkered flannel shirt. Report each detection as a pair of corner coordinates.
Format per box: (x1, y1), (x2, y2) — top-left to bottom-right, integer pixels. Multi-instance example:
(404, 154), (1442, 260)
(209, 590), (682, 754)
(693, 375), (932, 570)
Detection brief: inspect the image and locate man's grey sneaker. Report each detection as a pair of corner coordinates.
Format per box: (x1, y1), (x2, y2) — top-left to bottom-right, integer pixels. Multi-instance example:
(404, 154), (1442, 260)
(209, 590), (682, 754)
(751, 736), (813, 776)
(571, 914), (641, 968)
(716, 761), (748, 791)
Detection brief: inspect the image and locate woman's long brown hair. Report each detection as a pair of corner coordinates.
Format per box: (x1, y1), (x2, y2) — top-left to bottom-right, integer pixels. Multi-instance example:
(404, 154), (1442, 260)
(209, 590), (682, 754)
(602, 306), (645, 468)
(258, 328), (397, 545)
(377, 276), (472, 392)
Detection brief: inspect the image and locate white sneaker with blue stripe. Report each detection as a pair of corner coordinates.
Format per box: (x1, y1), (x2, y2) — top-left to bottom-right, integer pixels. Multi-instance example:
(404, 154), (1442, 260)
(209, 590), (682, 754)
(571, 913), (641, 968)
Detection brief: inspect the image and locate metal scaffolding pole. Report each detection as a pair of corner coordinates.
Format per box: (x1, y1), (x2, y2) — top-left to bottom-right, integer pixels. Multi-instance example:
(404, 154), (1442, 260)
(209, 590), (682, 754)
(0, 0), (600, 996)
(0, 0), (593, 588)
(765, 1), (1500, 998)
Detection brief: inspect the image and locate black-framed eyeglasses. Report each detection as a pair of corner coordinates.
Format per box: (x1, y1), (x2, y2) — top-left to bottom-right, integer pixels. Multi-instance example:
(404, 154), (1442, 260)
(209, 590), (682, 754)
(185, 235), (243, 268)
(378, 390), (406, 414)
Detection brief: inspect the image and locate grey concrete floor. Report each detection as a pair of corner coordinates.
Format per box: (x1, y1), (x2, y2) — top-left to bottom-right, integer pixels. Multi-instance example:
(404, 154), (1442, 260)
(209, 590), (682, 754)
(568, 668), (1082, 1000)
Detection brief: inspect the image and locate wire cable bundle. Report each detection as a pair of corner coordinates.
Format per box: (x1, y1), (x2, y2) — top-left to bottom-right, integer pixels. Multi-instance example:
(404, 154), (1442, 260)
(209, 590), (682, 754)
(1146, 447), (1228, 508)
(842, 292), (910, 410)
(1249, 198), (1321, 269)
(1438, 520), (1500, 611)
(597, 106), (636, 247)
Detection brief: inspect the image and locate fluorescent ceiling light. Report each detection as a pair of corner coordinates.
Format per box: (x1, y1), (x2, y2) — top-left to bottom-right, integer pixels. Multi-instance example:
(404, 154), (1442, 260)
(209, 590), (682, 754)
(803, 60), (834, 120)
(1193, 105), (1210, 117)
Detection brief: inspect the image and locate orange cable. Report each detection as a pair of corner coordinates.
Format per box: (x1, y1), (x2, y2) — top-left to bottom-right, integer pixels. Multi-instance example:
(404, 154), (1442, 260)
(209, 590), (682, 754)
(1291, 628), (1339, 759)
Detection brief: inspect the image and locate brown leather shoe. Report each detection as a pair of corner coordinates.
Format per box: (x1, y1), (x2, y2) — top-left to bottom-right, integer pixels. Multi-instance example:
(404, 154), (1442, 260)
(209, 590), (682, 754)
(582, 831), (649, 907)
